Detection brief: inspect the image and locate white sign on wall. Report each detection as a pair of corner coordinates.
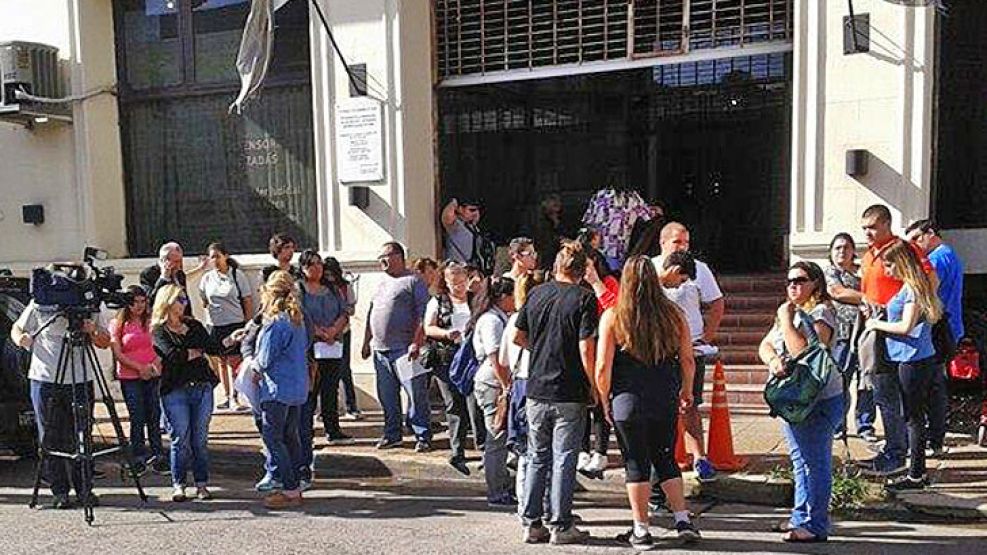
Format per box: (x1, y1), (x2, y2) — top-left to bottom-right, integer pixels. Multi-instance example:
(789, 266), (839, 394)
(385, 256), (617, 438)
(334, 97), (384, 183)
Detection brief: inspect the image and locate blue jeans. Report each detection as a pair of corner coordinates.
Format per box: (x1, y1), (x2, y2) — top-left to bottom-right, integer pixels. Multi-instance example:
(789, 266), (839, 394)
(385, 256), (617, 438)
(261, 401), (303, 491)
(372, 350), (431, 442)
(30, 380), (94, 497)
(120, 379), (164, 463)
(161, 383), (213, 487)
(521, 399), (586, 530)
(298, 389), (317, 481)
(781, 394), (844, 538)
(873, 372), (907, 463)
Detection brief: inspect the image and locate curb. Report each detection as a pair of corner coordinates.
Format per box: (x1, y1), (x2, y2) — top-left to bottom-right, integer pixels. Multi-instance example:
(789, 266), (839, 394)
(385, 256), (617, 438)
(696, 474), (793, 507)
(892, 491), (987, 520)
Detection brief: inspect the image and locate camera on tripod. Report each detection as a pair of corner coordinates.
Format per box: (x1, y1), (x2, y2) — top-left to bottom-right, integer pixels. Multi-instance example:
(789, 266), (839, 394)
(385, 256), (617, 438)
(29, 247), (133, 314)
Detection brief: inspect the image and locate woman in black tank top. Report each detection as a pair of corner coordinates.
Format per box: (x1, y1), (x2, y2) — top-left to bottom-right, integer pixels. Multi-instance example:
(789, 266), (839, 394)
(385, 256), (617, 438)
(595, 256), (701, 548)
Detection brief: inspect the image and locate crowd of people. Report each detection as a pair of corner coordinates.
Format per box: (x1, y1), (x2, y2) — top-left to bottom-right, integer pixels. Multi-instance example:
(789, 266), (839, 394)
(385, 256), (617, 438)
(9, 194), (975, 547)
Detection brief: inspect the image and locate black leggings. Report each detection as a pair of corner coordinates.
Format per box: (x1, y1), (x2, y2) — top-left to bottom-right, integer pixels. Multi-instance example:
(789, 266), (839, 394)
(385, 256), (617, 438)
(582, 405), (611, 455)
(613, 414), (680, 484)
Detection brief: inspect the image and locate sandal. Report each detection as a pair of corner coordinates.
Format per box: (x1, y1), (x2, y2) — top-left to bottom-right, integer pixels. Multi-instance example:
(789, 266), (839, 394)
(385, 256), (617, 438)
(783, 528), (826, 543)
(770, 520), (793, 533)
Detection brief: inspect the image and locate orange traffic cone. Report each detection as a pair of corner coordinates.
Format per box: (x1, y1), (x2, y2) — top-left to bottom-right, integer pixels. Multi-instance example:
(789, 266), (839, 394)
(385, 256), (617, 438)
(706, 360), (747, 471)
(674, 414), (690, 470)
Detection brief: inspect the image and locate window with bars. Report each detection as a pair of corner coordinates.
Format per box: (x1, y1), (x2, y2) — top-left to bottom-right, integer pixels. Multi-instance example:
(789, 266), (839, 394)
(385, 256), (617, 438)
(434, 0), (793, 80)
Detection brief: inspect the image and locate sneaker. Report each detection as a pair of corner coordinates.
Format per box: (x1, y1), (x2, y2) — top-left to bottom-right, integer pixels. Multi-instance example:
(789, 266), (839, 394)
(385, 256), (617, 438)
(342, 411), (364, 421)
(299, 478), (312, 492)
(675, 520), (702, 542)
(585, 452), (608, 473)
(264, 491), (303, 510)
(449, 456), (471, 476)
(886, 475), (929, 492)
(523, 524), (551, 544)
(550, 525), (590, 545)
(858, 455), (907, 477)
(233, 403), (251, 413)
(171, 485), (187, 502)
(151, 457), (171, 475)
(925, 445), (949, 458)
(376, 437), (402, 450)
(216, 400), (230, 411)
(576, 451), (591, 471)
(52, 494), (73, 510)
(255, 474), (283, 493)
(487, 493), (517, 508)
(617, 529), (656, 550)
(859, 429), (879, 443)
(694, 458), (717, 482)
(195, 486), (212, 500)
(325, 432), (354, 445)
(414, 440), (432, 453)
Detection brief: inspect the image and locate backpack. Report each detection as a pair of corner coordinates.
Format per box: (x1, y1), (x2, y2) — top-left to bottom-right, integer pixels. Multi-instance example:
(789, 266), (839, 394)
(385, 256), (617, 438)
(763, 309), (837, 424)
(448, 329), (480, 396)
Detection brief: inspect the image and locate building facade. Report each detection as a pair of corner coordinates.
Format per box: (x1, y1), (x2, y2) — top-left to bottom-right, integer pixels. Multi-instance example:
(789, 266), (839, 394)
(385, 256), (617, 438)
(1, 0), (984, 390)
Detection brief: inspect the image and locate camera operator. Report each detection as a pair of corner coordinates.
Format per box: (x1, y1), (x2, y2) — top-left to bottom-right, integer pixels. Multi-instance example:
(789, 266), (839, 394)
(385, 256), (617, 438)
(11, 296), (111, 510)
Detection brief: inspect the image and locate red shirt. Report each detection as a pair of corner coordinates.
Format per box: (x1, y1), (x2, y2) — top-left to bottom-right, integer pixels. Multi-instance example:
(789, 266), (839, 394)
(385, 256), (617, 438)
(860, 236), (932, 305)
(595, 276), (620, 315)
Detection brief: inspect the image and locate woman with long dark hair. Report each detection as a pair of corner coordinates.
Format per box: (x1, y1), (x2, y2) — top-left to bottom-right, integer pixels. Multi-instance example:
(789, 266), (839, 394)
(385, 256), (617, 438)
(471, 276), (516, 506)
(758, 261), (841, 542)
(198, 242), (253, 411)
(865, 242), (943, 492)
(323, 256), (362, 420)
(109, 285), (167, 475)
(595, 256), (701, 549)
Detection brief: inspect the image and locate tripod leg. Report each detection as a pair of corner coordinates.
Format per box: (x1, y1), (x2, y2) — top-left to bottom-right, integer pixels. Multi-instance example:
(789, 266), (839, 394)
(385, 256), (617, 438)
(86, 343), (149, 502)
(29, 450), (45, 509)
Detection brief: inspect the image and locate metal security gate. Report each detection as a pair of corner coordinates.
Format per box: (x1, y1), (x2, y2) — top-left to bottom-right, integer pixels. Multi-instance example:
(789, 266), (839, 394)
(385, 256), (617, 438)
(434, 0), (793, 82)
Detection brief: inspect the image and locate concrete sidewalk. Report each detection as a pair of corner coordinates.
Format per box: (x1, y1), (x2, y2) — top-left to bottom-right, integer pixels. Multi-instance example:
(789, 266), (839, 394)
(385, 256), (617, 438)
(91, 401), (987, 520)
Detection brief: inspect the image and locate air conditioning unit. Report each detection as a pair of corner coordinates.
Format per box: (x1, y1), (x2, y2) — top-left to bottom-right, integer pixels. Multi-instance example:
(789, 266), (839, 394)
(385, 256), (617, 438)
(0, 41), (62, 106)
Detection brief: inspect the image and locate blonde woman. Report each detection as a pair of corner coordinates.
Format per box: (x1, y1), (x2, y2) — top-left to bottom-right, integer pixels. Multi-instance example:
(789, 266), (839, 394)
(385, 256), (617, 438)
(152, 284), (241, 502)
(865, 242), (943, 492)
(255, 270), (310, 509)
(595, 256), (700, 549)
(758, 261), (841, 543)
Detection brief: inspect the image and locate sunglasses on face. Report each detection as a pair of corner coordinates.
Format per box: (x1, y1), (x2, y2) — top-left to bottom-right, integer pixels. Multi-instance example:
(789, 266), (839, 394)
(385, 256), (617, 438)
(786, 277), (811, 286)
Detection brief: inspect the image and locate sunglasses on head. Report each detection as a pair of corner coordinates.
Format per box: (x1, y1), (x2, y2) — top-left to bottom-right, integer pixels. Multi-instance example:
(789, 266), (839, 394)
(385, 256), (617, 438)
(786, 277), (811, 286)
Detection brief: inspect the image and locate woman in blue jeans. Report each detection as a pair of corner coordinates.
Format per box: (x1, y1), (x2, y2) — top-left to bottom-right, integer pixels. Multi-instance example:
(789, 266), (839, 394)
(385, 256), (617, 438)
(255, 270), (310, 509)
(759, 261), (843, 543)
(865, 241), (943, 491)
(109, 285), (167, 474)
(152, 284), (243, 502)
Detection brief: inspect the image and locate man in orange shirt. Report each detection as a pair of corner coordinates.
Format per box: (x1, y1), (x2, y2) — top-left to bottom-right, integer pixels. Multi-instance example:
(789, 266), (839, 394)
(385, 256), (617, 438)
(857, 204), (932, 477)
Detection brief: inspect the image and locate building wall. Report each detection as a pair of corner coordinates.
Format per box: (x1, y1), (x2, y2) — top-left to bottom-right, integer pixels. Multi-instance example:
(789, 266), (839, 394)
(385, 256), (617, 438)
(0, 0), (126, 265)
(790, 0), (937, 262)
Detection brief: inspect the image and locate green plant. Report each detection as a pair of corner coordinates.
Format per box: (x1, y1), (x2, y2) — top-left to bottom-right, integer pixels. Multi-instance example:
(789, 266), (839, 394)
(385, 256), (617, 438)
(767, 464), (793, 482)
(830, 463), (868, 513)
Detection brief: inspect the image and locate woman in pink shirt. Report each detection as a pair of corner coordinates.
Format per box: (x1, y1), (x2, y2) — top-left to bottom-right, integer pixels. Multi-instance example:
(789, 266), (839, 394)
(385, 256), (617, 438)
(109, 285), (167, 475)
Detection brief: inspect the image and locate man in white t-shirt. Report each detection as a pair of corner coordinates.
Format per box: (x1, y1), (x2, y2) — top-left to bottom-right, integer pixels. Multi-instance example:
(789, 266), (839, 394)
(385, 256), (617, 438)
(651, 222), (725, 485)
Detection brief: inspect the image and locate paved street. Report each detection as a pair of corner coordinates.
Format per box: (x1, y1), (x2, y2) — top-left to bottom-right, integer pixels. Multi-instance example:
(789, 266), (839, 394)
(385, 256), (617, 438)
(0, 460), (984, 555)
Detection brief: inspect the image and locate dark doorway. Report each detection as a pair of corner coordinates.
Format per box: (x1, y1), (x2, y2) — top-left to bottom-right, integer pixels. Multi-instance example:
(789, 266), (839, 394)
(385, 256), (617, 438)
(438, 52), (792, 273)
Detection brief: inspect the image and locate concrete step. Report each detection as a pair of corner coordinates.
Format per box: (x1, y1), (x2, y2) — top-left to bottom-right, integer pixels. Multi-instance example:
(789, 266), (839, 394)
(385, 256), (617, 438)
(719, 313), (775, 329)
(718, 274), (785, 294)
(718, 330), (768, 346)
(725, 295), (786, 313)
(718, 346), (763, 366)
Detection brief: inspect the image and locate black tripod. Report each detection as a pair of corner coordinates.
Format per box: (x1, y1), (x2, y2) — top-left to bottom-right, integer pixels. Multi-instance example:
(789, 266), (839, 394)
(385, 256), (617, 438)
(28, 311), (148, 524)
